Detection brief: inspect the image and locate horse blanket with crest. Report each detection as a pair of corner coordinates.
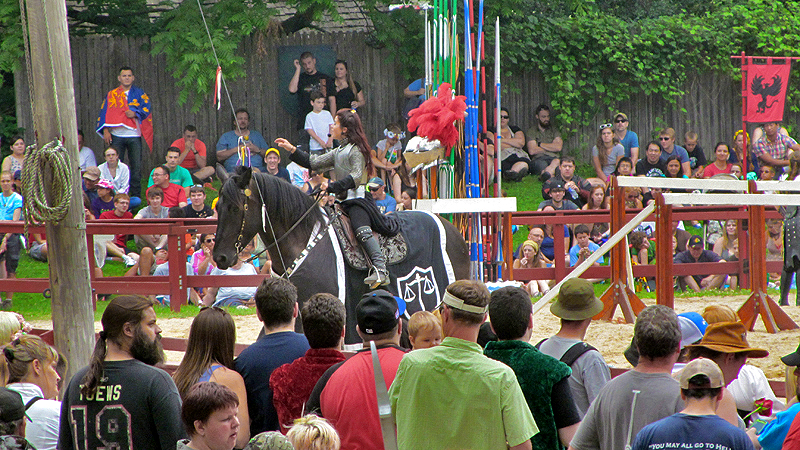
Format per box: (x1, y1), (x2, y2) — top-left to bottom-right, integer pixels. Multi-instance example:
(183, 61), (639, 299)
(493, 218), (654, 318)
(288, 209), (457, 344)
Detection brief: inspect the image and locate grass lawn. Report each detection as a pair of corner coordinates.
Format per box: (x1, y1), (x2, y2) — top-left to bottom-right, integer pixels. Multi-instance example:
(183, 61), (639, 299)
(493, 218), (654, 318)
(7, 170), (776, 324)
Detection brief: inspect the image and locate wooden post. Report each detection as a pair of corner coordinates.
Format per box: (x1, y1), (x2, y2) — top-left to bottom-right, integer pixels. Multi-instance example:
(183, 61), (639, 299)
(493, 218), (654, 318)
(737, 180), (797, 332)
(654, 193), (674, 308)
(25, 0), (94, 384)
(595, 176), (645, 322)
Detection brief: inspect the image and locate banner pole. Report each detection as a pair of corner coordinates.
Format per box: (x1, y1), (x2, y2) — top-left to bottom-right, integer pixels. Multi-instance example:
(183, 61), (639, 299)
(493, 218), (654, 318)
(741, 51), (748, 175)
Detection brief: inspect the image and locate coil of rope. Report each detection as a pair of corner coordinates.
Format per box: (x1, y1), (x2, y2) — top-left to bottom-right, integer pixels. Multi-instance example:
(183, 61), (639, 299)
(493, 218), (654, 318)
(21, 140), (73, 235)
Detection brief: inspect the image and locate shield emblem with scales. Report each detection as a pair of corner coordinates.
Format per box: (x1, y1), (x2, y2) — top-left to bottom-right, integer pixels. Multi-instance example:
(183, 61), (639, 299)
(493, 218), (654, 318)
(396, 266), (440, 318)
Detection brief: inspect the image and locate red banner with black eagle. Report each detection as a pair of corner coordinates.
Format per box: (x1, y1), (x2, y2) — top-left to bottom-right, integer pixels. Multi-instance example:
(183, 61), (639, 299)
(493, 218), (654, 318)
(744, 57), (792, 123)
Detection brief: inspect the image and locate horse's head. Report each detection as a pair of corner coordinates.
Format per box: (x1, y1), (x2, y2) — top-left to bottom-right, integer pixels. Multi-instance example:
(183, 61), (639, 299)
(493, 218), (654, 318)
(213, 166), (260, 269)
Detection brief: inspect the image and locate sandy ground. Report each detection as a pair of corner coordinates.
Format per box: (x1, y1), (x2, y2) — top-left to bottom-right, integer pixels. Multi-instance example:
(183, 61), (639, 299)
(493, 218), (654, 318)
(30, 293), (800, 380)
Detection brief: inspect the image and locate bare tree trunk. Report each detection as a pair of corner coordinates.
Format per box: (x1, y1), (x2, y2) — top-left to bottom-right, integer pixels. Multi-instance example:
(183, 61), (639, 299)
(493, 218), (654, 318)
(24, 0), (94, 385)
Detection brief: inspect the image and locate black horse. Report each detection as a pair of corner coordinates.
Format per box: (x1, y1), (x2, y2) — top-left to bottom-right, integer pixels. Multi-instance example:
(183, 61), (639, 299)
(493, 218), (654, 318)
(213, 167), (470, 344)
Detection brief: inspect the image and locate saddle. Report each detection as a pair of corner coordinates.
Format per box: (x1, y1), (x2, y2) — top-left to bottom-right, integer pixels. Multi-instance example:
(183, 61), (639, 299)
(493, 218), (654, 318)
(329, 204), (408, 271)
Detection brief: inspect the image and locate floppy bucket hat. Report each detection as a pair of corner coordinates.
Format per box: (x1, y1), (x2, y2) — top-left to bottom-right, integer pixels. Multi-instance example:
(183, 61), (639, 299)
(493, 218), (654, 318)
(550, 278), (603, 320)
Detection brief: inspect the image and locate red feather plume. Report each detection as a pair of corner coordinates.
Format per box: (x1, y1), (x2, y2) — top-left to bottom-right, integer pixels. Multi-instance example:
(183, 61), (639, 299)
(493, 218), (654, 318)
(407, 83), (466, 149)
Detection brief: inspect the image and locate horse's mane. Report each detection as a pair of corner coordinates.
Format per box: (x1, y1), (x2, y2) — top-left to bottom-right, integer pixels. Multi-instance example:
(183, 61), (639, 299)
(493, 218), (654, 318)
(220, 171), (323, 239)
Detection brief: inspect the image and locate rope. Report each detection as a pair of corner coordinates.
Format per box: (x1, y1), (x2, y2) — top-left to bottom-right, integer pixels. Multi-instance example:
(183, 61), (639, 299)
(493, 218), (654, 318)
(18, 0), (38, 142)
(21, 140), (73, 234)
(195, 0), (242, 135)
(39, 0), (63, 137)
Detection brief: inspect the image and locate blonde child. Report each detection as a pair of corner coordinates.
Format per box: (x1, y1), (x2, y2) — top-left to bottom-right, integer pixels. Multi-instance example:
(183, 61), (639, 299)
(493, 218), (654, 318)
(287, 414), (340, 450)
(408, 311), (443, 350)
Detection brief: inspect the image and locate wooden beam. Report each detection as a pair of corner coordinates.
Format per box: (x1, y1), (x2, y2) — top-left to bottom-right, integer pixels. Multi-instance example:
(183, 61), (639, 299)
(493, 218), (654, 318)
(414, 197), (518, 213)
(663, 193), (800, 206)
(25, 0), (94, 386)
(533, 203), (656, 315)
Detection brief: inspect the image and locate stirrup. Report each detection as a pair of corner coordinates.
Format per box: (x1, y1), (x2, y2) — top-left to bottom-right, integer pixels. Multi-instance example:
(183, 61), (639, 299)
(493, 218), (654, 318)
(365, 267), (390, 289)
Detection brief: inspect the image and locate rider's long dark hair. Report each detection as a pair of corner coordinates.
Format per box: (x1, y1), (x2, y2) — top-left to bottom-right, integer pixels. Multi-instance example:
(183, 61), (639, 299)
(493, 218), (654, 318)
(337, 108), (374, 176)
(81, 295), (154, 397)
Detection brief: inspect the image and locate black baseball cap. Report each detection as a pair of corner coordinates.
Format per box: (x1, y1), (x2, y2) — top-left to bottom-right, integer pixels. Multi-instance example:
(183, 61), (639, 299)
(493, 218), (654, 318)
(0, 388), (27, 423)
(356, 290), (406, 335)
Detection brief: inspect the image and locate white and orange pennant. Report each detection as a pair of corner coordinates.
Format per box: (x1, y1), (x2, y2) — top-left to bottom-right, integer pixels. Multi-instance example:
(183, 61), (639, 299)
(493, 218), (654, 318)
(213, 66), (222, 110)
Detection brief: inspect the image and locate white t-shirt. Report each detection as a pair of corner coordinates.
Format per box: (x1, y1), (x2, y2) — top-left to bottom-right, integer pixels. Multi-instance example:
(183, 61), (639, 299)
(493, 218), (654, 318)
(78, 146), (97, 169)
(210, 263), (258, 306)
(728, 364), (786, 412)
(304, 110), (334, 151)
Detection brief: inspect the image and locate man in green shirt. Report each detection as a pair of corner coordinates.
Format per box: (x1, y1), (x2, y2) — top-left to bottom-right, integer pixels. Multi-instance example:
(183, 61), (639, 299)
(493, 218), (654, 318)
(526, 104), (563, 182)
(148, 146), (193, 198)
(389, 280), (538, 450)
(485, 286), (581, 450)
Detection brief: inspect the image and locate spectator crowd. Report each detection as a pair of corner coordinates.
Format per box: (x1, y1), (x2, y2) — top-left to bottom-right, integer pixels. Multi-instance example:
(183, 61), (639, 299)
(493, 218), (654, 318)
(0, 278), (796, 450)
(4, 54), (800, 450)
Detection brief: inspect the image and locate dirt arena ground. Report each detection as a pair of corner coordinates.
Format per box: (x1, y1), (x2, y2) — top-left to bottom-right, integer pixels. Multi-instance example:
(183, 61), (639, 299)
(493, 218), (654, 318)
(33, 293), (800, 380)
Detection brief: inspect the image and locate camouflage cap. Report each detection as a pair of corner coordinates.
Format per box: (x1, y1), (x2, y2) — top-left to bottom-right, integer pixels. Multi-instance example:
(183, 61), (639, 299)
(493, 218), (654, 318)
(243, 431), (294, 450)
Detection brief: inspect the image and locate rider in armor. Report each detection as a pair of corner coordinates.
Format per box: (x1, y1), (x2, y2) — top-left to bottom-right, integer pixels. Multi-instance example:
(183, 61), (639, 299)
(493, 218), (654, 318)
(275, 109), (399, 288)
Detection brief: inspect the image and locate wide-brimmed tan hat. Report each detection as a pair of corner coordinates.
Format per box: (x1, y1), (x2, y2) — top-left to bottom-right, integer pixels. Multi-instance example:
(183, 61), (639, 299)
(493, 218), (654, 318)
(550, 278), (604, 320)
(686, 321), (768, 358)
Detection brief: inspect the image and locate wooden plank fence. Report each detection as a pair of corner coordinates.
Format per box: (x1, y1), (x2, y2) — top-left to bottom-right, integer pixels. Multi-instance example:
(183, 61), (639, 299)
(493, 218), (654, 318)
(14, 31), (799, 177)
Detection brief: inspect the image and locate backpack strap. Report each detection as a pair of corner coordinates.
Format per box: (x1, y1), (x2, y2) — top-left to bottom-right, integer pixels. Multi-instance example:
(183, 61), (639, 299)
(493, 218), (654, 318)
(559, 342), (597, 366)
(25, 396), (42, 410)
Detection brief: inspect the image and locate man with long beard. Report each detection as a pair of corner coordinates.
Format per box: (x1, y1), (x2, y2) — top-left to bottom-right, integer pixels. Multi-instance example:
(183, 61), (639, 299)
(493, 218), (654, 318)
(58, 296), (185, 450)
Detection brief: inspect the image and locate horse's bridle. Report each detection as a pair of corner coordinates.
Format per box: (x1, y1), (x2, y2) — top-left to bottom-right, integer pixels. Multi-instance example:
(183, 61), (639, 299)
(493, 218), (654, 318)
(235, 183), (332, 271)
(232, 188), (251, 255)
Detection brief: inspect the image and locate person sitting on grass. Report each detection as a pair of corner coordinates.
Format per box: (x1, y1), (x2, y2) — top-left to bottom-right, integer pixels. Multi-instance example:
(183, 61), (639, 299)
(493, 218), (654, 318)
(204, 240), (260, 307)
(629, 231), (654, 265)
(0, 171), (22, 310)
(760, 164), (777, 181)
(703, 143), (733, 178)
(513, 239), (551, 296)
(97, 193), (138, 266)
(148, 146), (194, 198)
(569, 224), (604, 281)
(538, 181), (578, 211)
(90, 178), (115, 218)
(183, 185), (215, 219)
(134, 186), (169, 250)
(673, 235), (727, 292)
(147, 164), (188, 208)
(122, 245), (169, 288)
(28, 233), (47, 262)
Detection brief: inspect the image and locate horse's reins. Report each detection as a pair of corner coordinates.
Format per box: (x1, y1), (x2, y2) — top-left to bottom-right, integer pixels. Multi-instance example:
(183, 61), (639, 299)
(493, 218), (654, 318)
(239, 182), (339, 277)
(244, 187), (327, 263)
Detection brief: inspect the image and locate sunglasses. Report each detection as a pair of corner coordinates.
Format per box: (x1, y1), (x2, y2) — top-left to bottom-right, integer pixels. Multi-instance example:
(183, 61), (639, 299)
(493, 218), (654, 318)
(205, 238), (215, 243)
(384, 130), (406, 140)
(500, 115), (510, 119)
(615, 119), (627, 123)
(599, 123), (613, 130)
(659, 137), (671, 141)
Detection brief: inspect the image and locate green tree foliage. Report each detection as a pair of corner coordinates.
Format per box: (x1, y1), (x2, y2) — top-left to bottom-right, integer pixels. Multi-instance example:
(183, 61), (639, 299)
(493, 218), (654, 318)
(364, 5), (425, 81)
(366, 0), (800, 133)
(150, 0), (273, 111)
(68, 0), (163, 36)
